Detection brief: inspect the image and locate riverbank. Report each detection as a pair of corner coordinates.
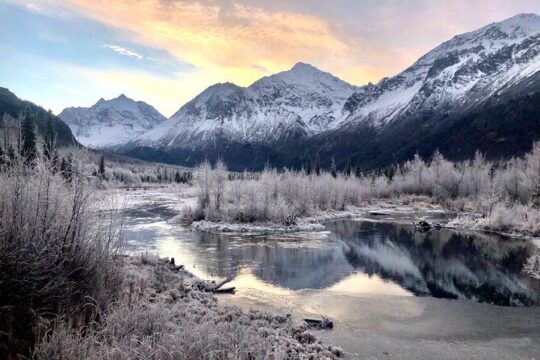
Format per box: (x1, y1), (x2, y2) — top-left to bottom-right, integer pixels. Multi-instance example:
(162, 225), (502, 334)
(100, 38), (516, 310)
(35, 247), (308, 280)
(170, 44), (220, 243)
(97, 187), (540, 241)
(187, 197), (449, 234)
(33, 255), (343, 359)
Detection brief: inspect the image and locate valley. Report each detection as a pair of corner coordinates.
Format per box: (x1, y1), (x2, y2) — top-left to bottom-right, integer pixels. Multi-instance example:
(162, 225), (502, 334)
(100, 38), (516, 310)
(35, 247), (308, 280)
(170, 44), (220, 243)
(1, 6), (540, 360)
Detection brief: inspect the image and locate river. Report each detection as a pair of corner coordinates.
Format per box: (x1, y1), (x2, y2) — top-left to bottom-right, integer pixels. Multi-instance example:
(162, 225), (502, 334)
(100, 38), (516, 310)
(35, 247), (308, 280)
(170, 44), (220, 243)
(119, 189), (540, 359)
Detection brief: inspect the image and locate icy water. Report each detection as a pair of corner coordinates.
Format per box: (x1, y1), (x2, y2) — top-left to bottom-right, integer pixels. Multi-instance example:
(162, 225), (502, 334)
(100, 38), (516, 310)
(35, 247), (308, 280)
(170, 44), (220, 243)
(121, 193), (540, 359)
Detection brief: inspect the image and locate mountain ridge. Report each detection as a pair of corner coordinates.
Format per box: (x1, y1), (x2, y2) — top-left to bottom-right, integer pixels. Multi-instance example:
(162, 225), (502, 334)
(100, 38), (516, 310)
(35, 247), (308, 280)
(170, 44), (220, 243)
(68, 13), (540, 170)
(60, 94), (166, 148)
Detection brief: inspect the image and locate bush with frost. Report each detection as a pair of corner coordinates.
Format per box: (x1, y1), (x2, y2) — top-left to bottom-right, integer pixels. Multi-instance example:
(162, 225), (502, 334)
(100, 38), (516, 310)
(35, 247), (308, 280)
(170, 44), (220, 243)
(186, 142), (540, 234)
(0, 150), (122, 358)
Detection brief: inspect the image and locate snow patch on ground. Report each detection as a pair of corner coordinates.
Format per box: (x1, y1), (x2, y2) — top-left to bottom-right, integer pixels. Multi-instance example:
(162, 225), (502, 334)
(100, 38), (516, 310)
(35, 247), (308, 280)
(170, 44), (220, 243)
(191, 220), (326, 234)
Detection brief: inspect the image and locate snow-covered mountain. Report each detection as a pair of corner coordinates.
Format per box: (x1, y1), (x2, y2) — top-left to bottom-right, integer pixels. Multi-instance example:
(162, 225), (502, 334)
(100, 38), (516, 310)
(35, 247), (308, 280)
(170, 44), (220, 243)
(137, 62), (357, 147)
(117, 13), (540, 170)
(342, 12), (540, 128)
(132, 13), (539, 154)
(59, 94), (166, 148)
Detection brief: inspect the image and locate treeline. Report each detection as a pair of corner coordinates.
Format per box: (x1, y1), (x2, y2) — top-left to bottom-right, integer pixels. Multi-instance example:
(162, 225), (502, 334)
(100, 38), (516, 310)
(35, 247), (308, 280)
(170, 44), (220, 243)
(94, 154), (193, 186)
(187, 143), (540, 236)
(0, 115), (193, 187)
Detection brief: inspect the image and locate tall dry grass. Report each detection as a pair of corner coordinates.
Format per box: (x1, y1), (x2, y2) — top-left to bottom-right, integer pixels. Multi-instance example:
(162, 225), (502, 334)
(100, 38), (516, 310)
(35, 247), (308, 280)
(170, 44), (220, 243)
(0, 151), (123, 359)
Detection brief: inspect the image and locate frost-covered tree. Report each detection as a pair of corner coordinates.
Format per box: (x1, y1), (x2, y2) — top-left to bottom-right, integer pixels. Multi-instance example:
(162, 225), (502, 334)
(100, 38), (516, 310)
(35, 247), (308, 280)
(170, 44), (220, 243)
(213, 159), (227, 212)
(196, 160), (212, 210)
(523, 142), (540, 207)
(524, 251), (540, 280)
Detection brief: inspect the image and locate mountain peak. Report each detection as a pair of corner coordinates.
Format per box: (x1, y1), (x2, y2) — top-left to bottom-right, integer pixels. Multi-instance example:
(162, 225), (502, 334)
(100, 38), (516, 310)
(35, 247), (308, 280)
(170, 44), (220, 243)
(60, 94), (166, 148)
(290, 62), (321, 73)
(193, 82), (240, 101)
(492, 12), (540, 34)
(250, 61), (355, 92)
(503, 12), (540, 23)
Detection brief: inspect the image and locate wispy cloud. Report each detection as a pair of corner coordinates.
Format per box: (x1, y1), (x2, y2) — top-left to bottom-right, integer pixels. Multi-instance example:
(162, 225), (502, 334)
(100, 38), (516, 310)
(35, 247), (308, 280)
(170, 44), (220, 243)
(103, 44), (144, 60)
(2, 0), (540, 116)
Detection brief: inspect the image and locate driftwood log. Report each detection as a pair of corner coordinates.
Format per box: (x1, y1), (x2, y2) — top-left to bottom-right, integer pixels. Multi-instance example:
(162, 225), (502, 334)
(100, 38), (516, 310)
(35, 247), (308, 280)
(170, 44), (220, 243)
(192, 276), (236, 294)
(304, 317), (333, 329)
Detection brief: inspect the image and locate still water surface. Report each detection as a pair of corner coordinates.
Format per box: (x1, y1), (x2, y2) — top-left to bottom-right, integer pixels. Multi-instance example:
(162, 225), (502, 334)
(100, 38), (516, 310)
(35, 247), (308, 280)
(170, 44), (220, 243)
(122, 202), (539, 307)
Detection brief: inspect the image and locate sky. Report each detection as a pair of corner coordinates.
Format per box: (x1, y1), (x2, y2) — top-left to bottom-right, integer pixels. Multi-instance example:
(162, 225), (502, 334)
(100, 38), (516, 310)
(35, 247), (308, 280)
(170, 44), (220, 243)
(1, 0), (540, 117)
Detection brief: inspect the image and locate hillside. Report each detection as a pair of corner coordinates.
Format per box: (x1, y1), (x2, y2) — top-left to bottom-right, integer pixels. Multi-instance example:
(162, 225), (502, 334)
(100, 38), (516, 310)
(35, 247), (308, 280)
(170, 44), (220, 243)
(0, 87), (77, 148)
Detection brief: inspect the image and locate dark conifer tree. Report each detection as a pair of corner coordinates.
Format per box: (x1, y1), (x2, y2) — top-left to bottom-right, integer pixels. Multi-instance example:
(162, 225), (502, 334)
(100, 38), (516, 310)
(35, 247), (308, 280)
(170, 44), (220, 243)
(60, 158), (67, 176)
(60, 157), (73, 182)
(98, 155), (106, 179)
(384, 166), (395, 182)
(0, 145), (4, 165)
(345, 159), (352, 177)
(43, 115), (56, 159)
(305, 157), (312, 176)
(331, 157), (337, 178)
(21, 115), (37, 163)
(175, 171), (181, 183)
(7, 145), (15, 161)
(355, 162), (361, 178)
(52, 150), (59, 173)
(315, 154), (321, 176)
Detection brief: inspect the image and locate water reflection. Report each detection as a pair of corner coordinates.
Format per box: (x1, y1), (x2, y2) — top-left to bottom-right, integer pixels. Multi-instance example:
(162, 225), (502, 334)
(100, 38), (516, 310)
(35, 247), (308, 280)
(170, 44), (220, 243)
(326, 220), (537, 306)
(122, 205), (539, 306)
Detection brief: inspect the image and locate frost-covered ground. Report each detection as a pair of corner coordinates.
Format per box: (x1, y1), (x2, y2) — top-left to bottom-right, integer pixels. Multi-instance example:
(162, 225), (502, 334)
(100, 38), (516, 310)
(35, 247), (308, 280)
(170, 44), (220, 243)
(33, 255), (343, 359)
(93, 185), (198, 213)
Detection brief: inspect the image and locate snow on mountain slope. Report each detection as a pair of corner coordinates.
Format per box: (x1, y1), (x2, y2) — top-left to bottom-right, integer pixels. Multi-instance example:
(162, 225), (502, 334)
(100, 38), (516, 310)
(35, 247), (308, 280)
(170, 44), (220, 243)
(343, 13), (540, 127)
(135, 14), (540, 150)
(59, 94), (166, 148)
(137, 62), (357, 147)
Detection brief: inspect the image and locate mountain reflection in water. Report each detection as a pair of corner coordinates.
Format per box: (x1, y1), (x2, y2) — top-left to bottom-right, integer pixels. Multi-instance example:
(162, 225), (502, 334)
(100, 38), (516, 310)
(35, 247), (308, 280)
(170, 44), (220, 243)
(123, 206), (539, 306)
(194, 220), (537, 306)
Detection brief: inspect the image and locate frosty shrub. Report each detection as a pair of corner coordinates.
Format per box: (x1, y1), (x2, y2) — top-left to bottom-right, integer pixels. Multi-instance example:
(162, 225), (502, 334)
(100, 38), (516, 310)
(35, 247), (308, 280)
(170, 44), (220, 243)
(188, 142), (540, 234)
(188, 162), (368, 225)
(0, 151), (123, 358)
(524, 251), (540, 280)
